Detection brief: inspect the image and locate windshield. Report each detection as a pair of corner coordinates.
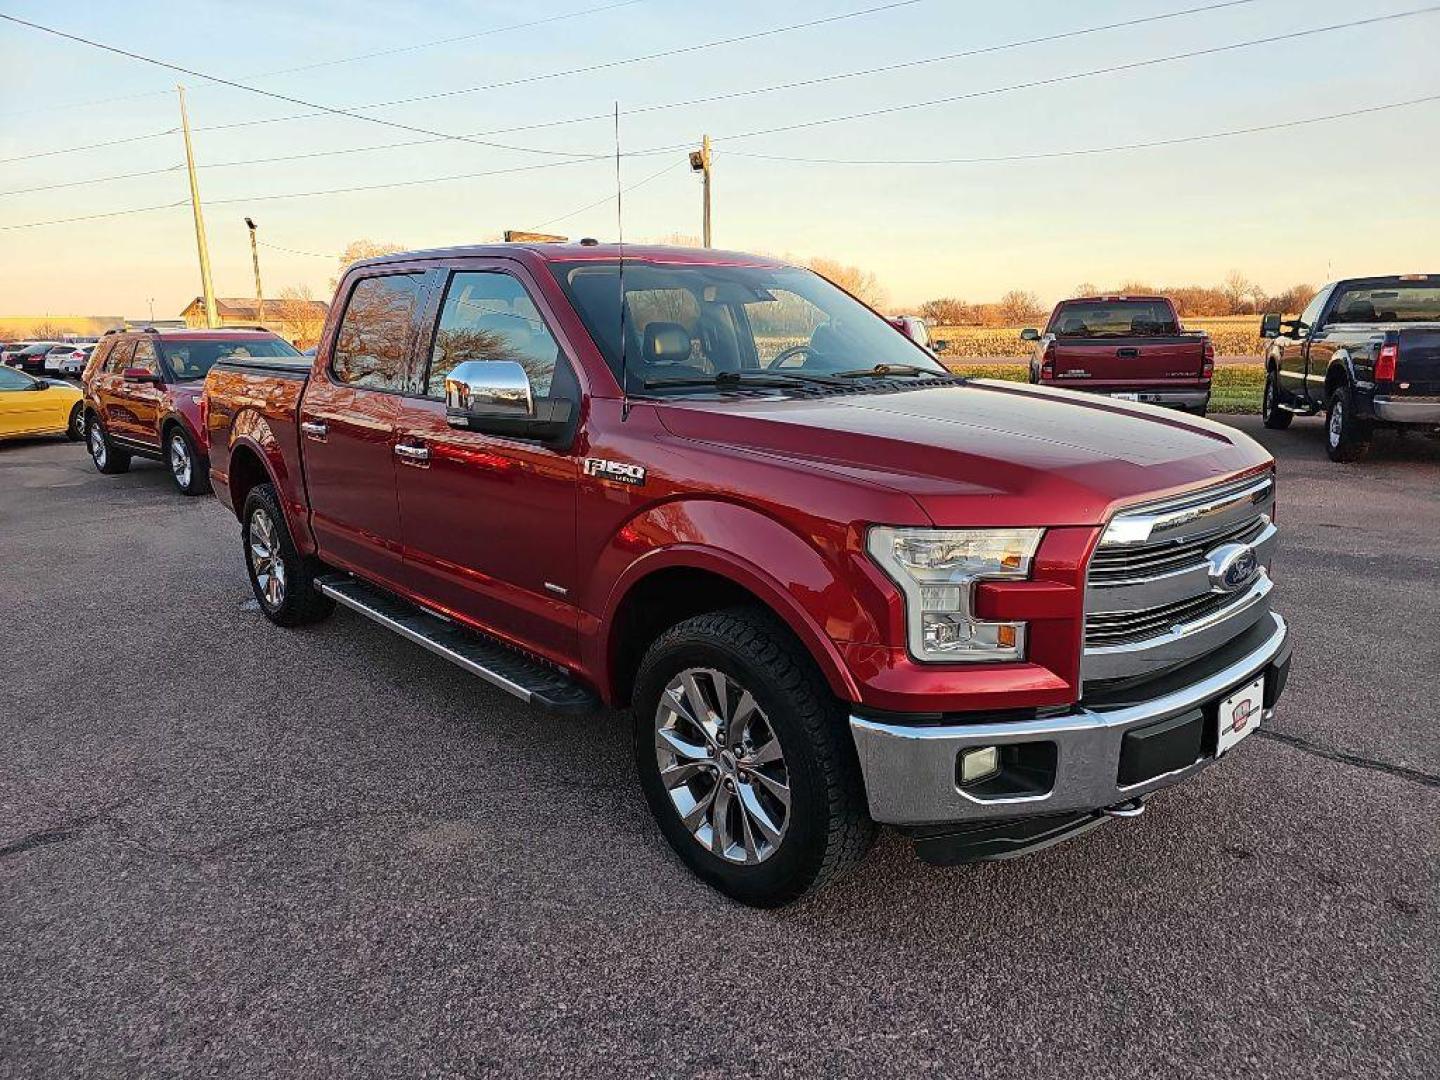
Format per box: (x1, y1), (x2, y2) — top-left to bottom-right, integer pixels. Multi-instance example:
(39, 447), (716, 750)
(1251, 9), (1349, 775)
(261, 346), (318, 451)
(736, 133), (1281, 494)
(1049, 300), (1179, 337)
(160, 337), (301, 380)
(548, 260), (945, 394)
(1330, 283), (1440, 323)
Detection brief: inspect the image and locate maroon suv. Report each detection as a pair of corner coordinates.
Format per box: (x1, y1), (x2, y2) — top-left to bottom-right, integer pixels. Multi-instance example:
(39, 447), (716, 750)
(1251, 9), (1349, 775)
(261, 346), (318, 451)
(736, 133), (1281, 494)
(83, 328), (302, 494)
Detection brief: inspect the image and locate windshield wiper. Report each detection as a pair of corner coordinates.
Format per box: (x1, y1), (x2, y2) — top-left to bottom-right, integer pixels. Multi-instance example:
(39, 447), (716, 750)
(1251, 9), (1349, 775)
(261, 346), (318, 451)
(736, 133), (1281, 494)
(834, 363), (944, 379)
(642, 370), (844, 390)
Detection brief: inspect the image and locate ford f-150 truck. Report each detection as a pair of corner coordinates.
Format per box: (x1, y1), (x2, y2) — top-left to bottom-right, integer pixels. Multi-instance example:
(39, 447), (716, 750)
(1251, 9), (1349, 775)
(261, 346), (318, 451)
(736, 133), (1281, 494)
(1260, 274), (1440, 461)
(1024, 295), (1214, 415)
(203, 243), (1289, 906)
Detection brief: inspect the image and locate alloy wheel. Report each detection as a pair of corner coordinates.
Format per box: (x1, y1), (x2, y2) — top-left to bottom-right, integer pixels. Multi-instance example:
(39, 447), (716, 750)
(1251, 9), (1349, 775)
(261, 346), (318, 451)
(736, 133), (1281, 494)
(248, 508), (287, 609)
(88, 423), (106, 467)
(170, 434), (192, 488)
(654, 667), (791, 864)
(1329, 398), (1343, 448)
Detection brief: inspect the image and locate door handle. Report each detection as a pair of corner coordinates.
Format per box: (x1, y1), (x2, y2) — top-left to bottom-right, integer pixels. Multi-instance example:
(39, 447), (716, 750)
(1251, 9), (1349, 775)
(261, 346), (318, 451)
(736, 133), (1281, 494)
(300, 420), (328, 440)
(394, 443), (431, 465)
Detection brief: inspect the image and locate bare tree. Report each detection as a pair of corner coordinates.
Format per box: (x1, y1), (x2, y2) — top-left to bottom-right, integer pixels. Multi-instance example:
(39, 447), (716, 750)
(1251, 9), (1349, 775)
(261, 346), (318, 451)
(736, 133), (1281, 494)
(919, 298), (972, 326)
(997, 290), (1046, 326)
(27, 321), (71, 340)
(1222, 271), (1254, 314)
(807, 257), (888, 310)
(1073, 283), (1100, 298)
(330, 239), (408, 291)
(271, 285), (327, 348)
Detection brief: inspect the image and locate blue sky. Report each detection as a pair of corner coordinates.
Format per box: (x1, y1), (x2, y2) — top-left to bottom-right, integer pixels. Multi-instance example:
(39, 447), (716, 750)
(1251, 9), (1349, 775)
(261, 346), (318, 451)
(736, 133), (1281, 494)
(1, 0), (1437, 317)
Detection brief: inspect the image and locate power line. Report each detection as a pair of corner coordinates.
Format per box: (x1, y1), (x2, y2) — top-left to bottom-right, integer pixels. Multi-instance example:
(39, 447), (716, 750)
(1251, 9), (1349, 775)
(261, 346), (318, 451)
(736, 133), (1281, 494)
(0, 0), (1259, 174)
(0, 0), (928, 162)
(257, 240), (339, 260)
(0, 12), (602, 159)
(0, 0), (652, 119)
(703, 5), (1440, 145)
(528, 158), (688, 231)
(0, 163), (183, 198)
(0, 199), (187, 231)
(0, 127), (176, 165)
(722, 92), (1440, 164)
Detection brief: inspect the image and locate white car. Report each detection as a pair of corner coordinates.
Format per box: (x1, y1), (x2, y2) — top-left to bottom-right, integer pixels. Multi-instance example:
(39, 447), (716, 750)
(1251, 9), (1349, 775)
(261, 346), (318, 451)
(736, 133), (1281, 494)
(53, 344), (95, 378)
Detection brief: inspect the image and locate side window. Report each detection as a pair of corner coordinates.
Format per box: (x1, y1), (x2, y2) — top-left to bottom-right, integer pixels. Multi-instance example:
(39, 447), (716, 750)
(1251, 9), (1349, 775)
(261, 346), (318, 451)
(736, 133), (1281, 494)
(426, 271), (565, 398)
(89, 340), (112, 373)
(331, 273), (424, 392)
(131, 338), (160, 376)
(107, 340), (136, 372)
(1299, 286), (1332, 331)
(0, 366), (31, 391)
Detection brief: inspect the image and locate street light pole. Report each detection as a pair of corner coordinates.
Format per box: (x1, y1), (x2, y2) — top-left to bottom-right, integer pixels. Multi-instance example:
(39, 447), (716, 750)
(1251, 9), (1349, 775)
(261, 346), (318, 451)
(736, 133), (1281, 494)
(245, 217), (265, 323)
(177, 86), (218, 329)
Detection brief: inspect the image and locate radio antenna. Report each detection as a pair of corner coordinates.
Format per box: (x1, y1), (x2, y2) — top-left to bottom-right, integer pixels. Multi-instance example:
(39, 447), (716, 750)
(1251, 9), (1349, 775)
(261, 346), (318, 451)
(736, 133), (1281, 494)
(614, 101), (630, 421)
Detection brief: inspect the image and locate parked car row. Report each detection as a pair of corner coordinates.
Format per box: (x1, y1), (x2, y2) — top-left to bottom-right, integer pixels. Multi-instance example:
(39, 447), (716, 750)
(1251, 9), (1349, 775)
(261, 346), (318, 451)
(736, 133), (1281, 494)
(2, 339), (99, 377)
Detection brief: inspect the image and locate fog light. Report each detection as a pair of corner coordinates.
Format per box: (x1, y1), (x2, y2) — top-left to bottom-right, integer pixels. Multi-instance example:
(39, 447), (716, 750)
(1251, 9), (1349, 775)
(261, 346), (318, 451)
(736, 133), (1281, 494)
(959, 746), (1001, 785)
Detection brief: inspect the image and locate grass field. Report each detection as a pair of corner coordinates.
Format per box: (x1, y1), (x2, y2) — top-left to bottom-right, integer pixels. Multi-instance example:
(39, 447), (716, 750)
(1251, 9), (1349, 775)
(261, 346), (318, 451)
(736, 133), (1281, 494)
(943, 360), (1265, 414)
(933, 316), (1267, 359)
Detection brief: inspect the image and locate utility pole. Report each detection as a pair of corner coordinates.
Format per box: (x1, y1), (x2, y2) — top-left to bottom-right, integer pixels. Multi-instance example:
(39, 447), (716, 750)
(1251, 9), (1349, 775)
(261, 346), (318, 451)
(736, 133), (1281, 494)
(688, 135), (713, 247)
(178, 86), (218, 329)
(245, 217), (265, 322)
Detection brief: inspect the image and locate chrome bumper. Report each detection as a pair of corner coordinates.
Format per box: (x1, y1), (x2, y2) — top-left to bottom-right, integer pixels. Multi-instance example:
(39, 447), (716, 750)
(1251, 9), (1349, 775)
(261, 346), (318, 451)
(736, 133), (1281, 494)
(849, 612), (1289, 825)
(1108, 389), (1210, 408)
(1373, 395), (1440, 424)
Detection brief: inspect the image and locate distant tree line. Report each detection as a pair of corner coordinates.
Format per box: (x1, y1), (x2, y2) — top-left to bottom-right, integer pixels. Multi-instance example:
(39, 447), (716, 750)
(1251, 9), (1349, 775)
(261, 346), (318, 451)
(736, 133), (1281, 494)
(917, 271), (1314, 327)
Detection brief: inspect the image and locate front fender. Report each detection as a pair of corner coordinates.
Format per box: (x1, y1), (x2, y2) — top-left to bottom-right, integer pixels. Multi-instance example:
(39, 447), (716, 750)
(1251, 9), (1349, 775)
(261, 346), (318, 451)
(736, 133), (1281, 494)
(586, 499), (895, 704)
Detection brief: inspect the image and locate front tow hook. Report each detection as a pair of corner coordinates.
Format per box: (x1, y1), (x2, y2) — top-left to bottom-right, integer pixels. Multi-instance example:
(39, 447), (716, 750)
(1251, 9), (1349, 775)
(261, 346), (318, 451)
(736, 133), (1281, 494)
(1104, 798), (1146, 819)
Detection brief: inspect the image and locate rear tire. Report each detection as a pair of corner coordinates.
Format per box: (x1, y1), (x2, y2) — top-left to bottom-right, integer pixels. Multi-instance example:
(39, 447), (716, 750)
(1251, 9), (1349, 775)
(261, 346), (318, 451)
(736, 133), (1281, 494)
(166, 426), (212, 496)
(1326, 385), (1372, 462)
(633, 606), (876, 907)
(1262, 368), (1292, 429)
(87, 416), (131, 474)
(241, 483), (334, 627)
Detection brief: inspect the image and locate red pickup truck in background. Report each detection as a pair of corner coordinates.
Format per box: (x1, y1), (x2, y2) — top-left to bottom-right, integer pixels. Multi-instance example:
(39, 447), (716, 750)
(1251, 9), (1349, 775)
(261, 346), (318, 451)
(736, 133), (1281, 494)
(1024, 296), (1214, 415)
(203, 243), (1288, 906)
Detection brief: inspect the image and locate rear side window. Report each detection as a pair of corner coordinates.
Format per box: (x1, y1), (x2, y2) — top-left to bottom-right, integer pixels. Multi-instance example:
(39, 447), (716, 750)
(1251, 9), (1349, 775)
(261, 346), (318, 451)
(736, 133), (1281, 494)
(107, 340), (136, 372)
(1329, 283), (1440, 324)
(425, 271), (564, 398)
(331, 274), (425, 392)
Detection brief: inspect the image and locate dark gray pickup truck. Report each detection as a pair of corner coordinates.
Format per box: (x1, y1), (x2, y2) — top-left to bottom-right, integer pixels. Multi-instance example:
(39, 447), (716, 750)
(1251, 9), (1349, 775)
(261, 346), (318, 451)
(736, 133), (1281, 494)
(1260, 275), (1440, 461)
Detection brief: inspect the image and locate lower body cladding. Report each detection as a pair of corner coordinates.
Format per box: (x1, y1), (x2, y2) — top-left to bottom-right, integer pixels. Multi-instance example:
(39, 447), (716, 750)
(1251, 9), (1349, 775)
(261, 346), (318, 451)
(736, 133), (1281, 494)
(848, 613), (1290, 865)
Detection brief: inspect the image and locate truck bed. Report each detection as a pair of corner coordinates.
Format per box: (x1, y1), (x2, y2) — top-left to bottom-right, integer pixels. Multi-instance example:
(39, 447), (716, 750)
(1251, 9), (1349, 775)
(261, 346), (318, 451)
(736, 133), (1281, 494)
(203, 360), (311, 522)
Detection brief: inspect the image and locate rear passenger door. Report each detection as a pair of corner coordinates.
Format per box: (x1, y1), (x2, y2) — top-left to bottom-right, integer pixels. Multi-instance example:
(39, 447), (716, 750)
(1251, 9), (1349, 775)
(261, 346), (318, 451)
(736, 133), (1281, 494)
(391, 263), (582, 663)
(299, 270), (428, 588)
(115, 336), (165, 448)
(94, 338), (135, 438)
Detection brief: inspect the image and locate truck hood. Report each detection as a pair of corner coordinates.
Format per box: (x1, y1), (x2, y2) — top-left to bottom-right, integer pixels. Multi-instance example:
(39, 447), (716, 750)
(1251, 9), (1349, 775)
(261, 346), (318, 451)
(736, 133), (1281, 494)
(654, 380), (1271, 528)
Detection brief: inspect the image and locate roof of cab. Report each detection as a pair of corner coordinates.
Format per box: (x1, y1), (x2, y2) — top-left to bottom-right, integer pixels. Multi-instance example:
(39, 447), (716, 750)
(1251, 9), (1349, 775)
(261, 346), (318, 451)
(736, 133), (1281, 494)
(353, 242), (791, 272)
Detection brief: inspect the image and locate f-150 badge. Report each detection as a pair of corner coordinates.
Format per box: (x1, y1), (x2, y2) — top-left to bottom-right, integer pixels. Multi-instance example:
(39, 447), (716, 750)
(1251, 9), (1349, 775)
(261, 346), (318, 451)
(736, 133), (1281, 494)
(584, 458), (647, 486)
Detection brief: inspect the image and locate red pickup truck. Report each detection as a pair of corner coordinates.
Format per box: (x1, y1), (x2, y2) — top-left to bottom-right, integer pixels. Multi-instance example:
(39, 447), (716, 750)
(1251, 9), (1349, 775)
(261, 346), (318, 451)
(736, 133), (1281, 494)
(204, 243), (1289, 906)
(1024, 296), (1214, 415)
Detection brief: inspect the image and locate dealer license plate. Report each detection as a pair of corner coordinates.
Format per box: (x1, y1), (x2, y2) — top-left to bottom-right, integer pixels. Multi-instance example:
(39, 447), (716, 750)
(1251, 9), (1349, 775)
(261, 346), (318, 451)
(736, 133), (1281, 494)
(1217, 676), (1264, 755)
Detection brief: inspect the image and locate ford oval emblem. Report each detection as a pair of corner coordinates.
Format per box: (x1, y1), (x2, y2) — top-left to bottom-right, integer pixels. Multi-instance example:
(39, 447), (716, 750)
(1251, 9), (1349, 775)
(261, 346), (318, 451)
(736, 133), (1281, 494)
(1206, 543), (1260, 594)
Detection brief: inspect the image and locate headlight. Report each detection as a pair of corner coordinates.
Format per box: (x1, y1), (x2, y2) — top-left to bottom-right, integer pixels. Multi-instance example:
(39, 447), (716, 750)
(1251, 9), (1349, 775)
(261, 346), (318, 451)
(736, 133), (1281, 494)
(866, 527), (1044, 663)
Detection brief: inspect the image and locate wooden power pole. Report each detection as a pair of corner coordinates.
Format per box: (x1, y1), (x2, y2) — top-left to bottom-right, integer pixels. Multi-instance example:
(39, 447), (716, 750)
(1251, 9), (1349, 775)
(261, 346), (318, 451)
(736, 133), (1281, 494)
(689, 135), (713, 247)
(245, 217), (265, 322)
(178, 86), (218, 329)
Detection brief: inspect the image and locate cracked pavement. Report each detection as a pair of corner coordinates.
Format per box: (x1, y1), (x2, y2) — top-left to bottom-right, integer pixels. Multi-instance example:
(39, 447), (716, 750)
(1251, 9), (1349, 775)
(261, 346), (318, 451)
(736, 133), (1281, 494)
(1, 415), (1436, 1078)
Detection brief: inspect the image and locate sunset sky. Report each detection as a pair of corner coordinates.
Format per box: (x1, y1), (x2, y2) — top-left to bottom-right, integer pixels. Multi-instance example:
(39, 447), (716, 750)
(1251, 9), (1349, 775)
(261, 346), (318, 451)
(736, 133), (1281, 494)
(1, 0), (1437, 318)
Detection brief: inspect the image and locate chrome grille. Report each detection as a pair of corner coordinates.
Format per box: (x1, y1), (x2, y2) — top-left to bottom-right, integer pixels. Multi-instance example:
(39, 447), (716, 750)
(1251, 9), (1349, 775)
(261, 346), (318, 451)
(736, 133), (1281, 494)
(1087, 516), (1269, 584)
(1083, 472), (1277, 685)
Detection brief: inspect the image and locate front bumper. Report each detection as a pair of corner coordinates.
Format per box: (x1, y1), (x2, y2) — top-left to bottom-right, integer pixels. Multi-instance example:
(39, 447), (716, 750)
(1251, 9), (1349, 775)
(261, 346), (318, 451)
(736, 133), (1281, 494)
(849, 612), (1289, 826)
(1372, 395), (1440, 425)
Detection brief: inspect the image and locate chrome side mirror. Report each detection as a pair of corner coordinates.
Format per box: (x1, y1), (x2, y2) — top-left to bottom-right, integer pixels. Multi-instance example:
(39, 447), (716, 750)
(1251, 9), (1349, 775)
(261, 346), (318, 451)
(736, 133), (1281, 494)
(444, 360), (534, 428)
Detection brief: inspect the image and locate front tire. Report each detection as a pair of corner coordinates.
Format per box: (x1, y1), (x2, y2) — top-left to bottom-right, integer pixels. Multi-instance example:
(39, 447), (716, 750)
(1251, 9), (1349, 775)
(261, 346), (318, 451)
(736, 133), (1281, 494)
(633, 606), (875, 907)
(1326, 385), (1372, 462)
(241, 483), (334, 627)
(65, 402), (84, 442)
(87, 416), (131, 474)
(166, 426), (211, 496)
(1262, 368), (1292, 429)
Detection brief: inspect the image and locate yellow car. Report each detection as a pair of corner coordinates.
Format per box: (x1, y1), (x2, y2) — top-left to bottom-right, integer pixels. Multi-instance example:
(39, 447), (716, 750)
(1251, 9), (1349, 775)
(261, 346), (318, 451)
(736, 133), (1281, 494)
(0, 365), (84, 443)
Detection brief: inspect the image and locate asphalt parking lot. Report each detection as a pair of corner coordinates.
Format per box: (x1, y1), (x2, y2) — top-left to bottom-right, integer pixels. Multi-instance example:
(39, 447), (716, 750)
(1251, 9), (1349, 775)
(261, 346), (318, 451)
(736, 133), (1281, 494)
(1, 415), (1436, 1079)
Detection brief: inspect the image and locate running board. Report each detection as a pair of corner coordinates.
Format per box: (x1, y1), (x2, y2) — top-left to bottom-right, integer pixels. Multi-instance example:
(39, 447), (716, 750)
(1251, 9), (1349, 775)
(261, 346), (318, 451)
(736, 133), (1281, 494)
(316, 574), (600, 715)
